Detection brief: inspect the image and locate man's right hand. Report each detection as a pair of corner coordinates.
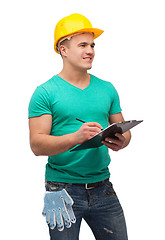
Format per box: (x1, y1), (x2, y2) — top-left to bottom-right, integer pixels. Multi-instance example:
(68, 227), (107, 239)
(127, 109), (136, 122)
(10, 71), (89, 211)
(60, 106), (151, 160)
(73, 122), (103, 145)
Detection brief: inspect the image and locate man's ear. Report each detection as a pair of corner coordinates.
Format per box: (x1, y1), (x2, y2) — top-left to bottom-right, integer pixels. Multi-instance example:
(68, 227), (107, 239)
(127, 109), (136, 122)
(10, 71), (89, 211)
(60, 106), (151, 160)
(59, 45), (67, 57)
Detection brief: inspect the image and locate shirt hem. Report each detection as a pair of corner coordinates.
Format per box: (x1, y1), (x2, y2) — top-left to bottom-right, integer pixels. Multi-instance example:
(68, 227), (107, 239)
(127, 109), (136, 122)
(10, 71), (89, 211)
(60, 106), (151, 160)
(45, 173), (110, 184)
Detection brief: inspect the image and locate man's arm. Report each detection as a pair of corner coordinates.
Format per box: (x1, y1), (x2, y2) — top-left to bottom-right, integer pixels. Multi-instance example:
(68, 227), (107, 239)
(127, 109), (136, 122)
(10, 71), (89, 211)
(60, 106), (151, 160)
(101, 112), (131, 151)
(29, 114), (102, 156)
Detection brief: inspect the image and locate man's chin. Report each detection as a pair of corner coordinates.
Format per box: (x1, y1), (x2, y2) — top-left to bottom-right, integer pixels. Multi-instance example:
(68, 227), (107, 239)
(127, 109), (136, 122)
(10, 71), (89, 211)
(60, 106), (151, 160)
(86, 66), (92, 70)
(77, 63), (92, 71)
(85, 64), (92, 70)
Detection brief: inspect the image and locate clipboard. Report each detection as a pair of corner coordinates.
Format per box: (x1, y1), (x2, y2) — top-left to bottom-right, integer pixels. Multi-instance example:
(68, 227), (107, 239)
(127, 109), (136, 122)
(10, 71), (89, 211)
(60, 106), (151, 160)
(70, 120), (143, 151)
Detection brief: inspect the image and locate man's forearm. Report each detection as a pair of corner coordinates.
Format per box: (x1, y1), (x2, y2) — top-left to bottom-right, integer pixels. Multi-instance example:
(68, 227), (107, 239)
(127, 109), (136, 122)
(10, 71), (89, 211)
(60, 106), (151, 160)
(29, 120), (102, 156)
(30, 132), (78, 156)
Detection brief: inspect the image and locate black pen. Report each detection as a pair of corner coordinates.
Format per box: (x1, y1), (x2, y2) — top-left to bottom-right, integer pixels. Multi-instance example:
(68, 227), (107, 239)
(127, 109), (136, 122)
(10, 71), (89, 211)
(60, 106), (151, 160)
(76, 118), (86, 123)
(76, 118), (103, 130)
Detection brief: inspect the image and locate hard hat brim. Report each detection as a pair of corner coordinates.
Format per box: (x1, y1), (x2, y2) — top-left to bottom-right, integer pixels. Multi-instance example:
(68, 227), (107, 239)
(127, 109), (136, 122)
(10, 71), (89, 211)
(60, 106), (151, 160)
(54, 27), (104, 54)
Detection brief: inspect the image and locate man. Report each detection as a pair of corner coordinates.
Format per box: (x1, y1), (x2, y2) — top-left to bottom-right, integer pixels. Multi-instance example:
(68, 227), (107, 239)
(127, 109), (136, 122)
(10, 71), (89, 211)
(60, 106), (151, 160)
(28, 13), (131, 240)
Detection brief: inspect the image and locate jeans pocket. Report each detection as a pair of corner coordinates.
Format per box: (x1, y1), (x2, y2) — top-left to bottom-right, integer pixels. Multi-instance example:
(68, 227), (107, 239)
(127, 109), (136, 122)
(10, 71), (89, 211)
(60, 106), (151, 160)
(105, 181), (117, 196)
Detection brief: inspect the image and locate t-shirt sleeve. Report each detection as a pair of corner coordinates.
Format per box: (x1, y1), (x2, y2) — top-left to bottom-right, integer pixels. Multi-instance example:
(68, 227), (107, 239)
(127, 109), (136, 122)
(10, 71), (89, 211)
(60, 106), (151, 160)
(28, 86), (52, 118)
(109, 85), (122, 115)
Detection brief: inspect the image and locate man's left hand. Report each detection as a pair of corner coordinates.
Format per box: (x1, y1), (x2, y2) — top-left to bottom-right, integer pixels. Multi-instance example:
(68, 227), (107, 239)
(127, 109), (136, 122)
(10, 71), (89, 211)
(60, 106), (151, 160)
(101, 133), (126, 151)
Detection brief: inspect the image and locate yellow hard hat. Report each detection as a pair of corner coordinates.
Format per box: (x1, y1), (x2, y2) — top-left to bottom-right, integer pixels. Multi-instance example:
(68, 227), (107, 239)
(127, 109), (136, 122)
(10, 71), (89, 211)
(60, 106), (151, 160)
(54, 13), (104, 54)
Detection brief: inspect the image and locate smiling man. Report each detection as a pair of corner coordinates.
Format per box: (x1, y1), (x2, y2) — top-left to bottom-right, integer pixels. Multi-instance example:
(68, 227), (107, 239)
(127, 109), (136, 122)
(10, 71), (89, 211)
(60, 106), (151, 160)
(28, 13), (131, 240)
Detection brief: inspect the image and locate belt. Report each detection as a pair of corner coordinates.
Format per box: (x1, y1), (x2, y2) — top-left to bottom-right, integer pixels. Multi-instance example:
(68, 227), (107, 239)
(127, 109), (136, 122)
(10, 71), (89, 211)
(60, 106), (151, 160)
(73, 178), (109, 190)
(46, 178), (109, 190)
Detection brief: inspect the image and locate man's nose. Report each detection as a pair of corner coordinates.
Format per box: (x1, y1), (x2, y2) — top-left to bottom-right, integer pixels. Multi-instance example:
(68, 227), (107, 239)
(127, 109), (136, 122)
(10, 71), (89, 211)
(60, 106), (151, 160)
(86, 45), (94, 54)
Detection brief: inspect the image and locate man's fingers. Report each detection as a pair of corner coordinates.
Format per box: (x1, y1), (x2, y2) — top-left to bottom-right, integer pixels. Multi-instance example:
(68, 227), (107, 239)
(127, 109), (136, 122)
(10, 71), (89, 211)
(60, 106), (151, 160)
(104, 137), (119, 145)
(105, 134), (125, 145)
(86, 122), (103, 130)
(88, 127), (101, 133)
(101, 141), (120, 151)
(85, 122), (103, 134)
(115, 133), (125, 141)
(102, 133), (126, 151)
(76, 121), (103, 144)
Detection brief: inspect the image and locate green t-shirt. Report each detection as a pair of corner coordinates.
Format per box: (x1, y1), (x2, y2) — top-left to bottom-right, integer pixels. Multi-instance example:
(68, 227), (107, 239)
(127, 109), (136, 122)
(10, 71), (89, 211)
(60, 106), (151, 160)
(28, 74), (122, 183)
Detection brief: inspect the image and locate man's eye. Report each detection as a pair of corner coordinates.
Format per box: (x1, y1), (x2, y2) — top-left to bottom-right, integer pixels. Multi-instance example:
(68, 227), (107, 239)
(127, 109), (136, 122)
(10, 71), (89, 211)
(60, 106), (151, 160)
(91, 44), (95, 48)
(80, 44), (86, 47)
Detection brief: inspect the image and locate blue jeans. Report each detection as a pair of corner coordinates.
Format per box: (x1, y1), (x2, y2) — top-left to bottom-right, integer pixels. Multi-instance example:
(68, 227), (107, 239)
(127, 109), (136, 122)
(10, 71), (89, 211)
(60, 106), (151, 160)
(45, 180), (128, 240)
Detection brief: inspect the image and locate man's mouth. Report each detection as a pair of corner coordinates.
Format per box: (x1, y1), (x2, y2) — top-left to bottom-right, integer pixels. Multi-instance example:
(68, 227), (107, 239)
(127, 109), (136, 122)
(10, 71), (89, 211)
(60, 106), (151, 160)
(83, 57), (92, 61)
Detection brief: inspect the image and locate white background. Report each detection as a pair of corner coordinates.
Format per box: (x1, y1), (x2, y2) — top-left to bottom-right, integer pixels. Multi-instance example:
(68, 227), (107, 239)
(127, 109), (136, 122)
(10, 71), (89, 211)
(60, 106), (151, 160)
(0, 0), (165, 239)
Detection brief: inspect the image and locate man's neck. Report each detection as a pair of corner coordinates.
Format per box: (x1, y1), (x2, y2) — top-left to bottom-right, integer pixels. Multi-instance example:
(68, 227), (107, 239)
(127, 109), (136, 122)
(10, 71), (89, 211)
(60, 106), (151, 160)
(58, 67), (90, 89)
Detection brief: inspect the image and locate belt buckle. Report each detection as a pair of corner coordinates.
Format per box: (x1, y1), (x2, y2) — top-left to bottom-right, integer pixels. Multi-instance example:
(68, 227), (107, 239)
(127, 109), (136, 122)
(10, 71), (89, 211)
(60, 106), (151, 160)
(85, 183), (94, 190)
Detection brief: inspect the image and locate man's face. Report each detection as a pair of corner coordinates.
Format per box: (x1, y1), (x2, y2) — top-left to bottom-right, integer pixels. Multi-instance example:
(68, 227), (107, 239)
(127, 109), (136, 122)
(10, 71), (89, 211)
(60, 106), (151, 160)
(63, 33), (95, 71)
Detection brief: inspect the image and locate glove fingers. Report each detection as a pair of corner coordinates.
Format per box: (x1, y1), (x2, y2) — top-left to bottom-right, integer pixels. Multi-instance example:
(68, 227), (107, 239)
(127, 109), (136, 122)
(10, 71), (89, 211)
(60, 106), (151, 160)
(42, 207), (46, 216)
(64, 220), (72, 228)
(42, 190), (75, 231)
(62, 190), (76, 224)
(66, 204), (76, 223)
(61, 204), (72, 227)
(62, 189), (74, 206)
(50, 210), (56, 229)
(46, 210), (50, 225)
(56, 208), (64, 231)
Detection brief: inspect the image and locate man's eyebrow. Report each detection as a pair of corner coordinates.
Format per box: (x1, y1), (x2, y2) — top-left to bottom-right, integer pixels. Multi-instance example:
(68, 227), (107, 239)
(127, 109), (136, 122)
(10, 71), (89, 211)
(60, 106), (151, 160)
(78, 42), (95, 46)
